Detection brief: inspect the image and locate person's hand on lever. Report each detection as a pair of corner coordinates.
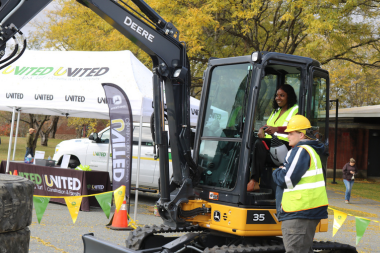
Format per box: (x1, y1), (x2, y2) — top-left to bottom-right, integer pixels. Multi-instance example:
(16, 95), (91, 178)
(258, 128), (265, 138)
(264, 126), (278, 135)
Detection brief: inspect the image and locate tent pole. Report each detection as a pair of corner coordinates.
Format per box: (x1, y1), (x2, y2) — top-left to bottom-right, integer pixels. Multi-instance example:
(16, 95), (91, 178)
(12, 109), (21, 161)
(6, 107), (16, 173)
(134, 104), (143, 221)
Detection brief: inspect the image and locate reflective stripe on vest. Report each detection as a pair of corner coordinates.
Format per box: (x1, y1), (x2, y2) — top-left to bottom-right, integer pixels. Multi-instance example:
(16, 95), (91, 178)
(281, 145), (329, 212)
(265, 105), (298, 141)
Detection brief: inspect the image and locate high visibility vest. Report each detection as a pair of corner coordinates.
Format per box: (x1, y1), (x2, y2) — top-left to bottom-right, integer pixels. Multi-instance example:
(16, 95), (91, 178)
(281, 145), (329, 212)
(265, 105), (298, 141)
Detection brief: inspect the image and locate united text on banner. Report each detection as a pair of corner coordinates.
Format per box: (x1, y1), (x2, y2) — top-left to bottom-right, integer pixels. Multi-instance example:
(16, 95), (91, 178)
(102, 83), (133, 197)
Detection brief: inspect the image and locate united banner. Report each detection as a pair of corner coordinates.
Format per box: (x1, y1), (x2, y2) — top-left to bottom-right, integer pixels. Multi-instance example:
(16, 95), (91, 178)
(102, 83), (133, 197)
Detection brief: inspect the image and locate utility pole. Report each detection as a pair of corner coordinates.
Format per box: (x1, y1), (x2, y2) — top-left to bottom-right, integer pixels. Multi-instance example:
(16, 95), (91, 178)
(330, 99), (339, 184)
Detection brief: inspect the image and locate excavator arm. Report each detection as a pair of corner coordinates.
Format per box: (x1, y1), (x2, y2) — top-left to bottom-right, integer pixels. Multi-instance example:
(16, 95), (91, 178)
(1, 0), (197, 227)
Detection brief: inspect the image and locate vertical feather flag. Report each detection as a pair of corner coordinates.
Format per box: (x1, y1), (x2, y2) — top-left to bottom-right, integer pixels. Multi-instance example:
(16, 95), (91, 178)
(333, 209), (348, 236)
(33, 196), (50, 224)
(64, 196), (83, 224)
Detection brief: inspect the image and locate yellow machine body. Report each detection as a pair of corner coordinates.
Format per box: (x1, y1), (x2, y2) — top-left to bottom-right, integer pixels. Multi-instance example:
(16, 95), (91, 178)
(181, 200), (328, 237)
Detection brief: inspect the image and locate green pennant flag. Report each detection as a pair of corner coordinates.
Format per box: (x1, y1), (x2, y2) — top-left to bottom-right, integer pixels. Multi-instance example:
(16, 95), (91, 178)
(355, 217), (371, 245)
(33, 196), (50, 224)
(95, 192), (112, 219)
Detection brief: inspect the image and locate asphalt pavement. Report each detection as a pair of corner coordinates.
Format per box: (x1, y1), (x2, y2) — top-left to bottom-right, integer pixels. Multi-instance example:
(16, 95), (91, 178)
(28, 189), (380, 253)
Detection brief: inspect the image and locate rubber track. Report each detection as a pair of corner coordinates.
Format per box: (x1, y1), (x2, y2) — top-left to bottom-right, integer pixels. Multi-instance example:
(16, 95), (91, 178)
(126, 225), (357, 253)
(204, 241), (358, 253)
(126, 224), (204, 250)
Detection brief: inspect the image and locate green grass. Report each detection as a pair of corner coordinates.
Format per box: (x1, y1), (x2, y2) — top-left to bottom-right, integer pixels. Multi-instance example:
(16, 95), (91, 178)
(0, 136), (64, 161)
(326, 178), (380, 202)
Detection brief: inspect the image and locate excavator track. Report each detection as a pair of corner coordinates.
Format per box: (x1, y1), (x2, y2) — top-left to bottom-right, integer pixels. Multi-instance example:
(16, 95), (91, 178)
(126, 224), (357, 253)
(204, 241), (358, 253)
(126, 224), (204, 250)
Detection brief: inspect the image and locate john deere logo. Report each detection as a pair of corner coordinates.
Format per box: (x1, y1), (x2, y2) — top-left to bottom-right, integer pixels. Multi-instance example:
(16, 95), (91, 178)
(118, 191), (122, 195)
(338, 215), (342, 220)
(71, 202), (76, 206)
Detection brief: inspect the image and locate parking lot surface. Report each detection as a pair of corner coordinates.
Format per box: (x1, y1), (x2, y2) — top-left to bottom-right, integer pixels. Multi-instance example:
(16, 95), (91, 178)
(29, 190), (380, 253)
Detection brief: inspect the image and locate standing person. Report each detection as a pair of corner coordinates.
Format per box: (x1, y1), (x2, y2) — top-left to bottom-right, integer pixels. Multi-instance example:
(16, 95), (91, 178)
(25, 128), (35, 158)
(247, 84), (298, 191)
(272, 115), (328, 253)
(342, 158), (357, 204)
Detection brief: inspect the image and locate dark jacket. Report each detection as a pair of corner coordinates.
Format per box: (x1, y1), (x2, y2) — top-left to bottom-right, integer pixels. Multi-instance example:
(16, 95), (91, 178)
(272, 139), (328, 222)
(342, 163), (357, 180)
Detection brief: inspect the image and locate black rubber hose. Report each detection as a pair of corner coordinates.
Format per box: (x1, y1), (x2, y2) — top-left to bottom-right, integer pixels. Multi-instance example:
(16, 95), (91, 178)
(0, 37), (26, 70)
(0, 37), (18, 64)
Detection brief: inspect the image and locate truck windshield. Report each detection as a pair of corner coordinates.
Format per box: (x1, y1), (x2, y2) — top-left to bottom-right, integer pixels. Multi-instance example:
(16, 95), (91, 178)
(198, 63), (251, 190)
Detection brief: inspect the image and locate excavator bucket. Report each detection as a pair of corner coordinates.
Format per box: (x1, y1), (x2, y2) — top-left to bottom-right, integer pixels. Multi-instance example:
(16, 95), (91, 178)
(83, 234), (136, 253)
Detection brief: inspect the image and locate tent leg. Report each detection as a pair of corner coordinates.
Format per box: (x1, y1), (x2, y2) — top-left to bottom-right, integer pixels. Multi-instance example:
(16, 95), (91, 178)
(12, 109), (21, 161)
(6, 107), (16, 173)
(134, 105), (143, 222)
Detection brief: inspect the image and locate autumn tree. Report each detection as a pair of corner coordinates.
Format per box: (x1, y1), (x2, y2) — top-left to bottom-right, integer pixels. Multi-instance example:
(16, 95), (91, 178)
(67, 117), (98, 138)
(29, 0), (380, 100)
(326, 61), (380, 108)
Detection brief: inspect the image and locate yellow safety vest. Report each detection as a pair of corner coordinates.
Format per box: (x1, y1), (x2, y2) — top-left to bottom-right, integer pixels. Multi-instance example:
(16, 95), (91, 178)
(265, 105), (298, 141)
(281, 145), (329, 212)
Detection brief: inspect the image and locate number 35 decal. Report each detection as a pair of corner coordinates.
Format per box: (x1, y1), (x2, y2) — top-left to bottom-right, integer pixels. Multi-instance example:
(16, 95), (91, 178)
(246, 210), (277, 224)
(253, 213), (265, 221)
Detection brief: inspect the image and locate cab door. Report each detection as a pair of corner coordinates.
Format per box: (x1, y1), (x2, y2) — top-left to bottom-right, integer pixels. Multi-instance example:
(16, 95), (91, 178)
(308, 68), (330, 171)
(86, 129), (111, 171)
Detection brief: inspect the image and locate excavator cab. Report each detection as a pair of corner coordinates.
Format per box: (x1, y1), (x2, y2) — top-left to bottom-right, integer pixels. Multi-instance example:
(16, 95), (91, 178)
(193, 51), (330, 208)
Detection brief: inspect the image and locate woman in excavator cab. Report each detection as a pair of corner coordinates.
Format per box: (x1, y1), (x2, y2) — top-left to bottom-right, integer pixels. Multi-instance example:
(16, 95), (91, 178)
(247, 84), (298, 192)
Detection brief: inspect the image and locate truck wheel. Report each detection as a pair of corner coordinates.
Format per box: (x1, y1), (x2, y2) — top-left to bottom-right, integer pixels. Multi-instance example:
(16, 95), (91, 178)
(0, 174), (34, 233)
(0, 227), (30, 253)
(69, 157), (80, 169)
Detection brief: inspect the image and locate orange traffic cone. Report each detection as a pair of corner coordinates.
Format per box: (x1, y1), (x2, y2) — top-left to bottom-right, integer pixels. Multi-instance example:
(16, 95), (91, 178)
(107, 200), (134, 230)
(13, 170), (18, 176)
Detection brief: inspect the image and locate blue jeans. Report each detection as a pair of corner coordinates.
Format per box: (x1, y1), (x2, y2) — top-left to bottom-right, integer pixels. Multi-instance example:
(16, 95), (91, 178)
(25, 147), (34, 158)
(343, 179), (354, 201)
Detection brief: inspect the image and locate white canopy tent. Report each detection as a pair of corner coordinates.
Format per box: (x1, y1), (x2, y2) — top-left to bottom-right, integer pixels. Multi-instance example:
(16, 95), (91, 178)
(0, 49), (202, 219)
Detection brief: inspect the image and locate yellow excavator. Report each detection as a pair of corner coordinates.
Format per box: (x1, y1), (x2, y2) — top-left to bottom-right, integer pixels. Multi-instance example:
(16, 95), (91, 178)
(0, 0), (357, 252)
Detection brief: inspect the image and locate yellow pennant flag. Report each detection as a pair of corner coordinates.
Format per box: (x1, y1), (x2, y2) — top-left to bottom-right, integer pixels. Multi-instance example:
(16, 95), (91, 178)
(64, 196), (83, 224)
(333, 209), (348, 236)
(114, 185), (126, 211)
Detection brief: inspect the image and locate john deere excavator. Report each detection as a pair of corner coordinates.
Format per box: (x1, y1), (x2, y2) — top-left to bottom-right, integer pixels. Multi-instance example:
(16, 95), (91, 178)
(1, 0), (357, 252)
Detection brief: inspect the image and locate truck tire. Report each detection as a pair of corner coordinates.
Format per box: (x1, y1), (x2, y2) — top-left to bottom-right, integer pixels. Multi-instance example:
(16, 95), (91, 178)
(0, 174), (34, 233)
(69, 157), (80, 169)
(0, 227), (30, 253)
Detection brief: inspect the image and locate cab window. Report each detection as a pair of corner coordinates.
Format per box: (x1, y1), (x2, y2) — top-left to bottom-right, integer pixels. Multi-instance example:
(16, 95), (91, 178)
(99, 129), (110, 143)
(133, 126), (154, 146)
(253, 65), (302, 131)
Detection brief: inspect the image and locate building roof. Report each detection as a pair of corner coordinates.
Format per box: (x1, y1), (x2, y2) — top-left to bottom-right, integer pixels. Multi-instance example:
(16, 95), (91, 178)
(329, 105), (380, 118)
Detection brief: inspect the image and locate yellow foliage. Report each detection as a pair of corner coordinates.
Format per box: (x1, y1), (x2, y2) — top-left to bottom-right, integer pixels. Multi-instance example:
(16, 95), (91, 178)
(67, 117), (97, 137)
(29, 0), (380, 99)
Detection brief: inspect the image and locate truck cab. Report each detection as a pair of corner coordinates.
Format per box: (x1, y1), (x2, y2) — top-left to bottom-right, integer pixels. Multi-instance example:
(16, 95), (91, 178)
(53, 123), (172, 189)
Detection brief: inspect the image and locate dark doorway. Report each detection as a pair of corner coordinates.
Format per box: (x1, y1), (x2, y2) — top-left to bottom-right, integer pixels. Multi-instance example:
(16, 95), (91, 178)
(368, 130), (380, 177)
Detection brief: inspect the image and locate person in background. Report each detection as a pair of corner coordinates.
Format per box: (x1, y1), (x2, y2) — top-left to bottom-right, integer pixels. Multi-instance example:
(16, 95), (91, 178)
(25, 128), (35, 158)
(247, 84), (298, 192)
(342, 158), (357, 204)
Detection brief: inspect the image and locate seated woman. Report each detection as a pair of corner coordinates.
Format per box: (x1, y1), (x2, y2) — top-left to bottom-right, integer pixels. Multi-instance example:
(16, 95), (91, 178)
(247, 84), (298, 192)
